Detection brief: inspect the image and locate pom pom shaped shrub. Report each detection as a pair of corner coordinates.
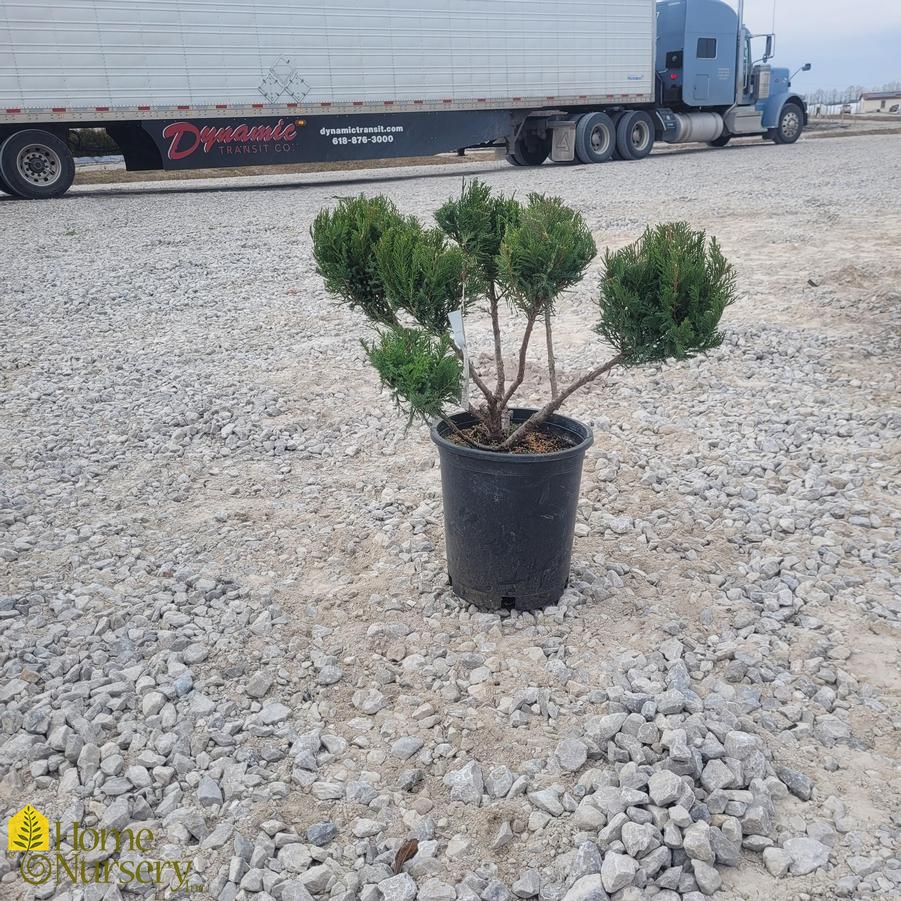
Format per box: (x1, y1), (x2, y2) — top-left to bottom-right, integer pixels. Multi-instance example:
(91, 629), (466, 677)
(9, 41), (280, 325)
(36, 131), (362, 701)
(312, 181), (735, 452)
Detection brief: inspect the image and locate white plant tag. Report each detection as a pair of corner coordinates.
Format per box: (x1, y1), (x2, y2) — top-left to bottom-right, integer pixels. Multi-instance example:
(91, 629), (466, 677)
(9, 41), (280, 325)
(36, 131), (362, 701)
(448, 309), (465, 347)
(448, 309), (469, 406)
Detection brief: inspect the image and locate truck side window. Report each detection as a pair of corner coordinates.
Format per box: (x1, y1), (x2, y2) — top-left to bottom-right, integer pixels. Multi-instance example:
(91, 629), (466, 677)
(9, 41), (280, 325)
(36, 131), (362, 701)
(697, 38), (717, 59)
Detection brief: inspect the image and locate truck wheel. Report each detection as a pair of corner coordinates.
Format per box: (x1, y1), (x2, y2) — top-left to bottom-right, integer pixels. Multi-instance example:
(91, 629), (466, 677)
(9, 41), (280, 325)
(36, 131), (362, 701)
(774, 103), (804, 144)
(505, 154), (523, 166)
(509, 131), (550, 166)
(615, 110), (654, 160)
(0, 129), (75, 199)
(609, 113), (624, 160)
(0, 169), (16, 196)
(575, 113), (616, 163)
(708, 133), (731, 147)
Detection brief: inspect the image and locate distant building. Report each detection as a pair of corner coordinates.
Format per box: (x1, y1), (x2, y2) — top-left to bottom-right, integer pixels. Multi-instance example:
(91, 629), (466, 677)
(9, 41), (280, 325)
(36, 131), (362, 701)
(808, 102), (854, 117)
(858, 91), (901, 114)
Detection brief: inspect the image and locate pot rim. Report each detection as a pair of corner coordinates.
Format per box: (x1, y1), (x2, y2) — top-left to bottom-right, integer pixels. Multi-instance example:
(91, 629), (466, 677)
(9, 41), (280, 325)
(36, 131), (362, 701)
(430, 407), (594, 464)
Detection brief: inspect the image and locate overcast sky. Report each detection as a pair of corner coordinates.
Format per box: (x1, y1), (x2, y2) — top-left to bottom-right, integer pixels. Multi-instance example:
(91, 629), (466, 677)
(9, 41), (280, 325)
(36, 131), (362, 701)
(739, 0), (901, 90)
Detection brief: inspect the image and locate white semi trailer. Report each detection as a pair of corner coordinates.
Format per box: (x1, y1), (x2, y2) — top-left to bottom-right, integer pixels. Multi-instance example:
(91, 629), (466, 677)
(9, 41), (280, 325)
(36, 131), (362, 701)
(0, 0), (808, 199)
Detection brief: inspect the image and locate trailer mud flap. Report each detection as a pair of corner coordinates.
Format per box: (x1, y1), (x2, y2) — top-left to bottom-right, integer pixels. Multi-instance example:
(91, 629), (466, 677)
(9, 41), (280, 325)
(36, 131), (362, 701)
(548, 120), (576, 162)
(141, 110), (516, 170)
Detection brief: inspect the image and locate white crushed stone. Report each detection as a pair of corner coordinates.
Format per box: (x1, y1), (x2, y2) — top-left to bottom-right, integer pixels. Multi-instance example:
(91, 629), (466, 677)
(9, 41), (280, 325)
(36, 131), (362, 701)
(1, 134), (899, 900)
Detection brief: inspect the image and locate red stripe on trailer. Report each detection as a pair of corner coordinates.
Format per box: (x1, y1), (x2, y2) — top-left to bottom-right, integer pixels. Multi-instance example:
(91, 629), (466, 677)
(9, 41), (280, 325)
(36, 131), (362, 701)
(384, 100), (394, 106)
(579, 95), (588, 100)
(286, 103), (297, 108)
(320, 102), (331, 107)
(546, 96), (555, 100)
(413, 100), (423, 105)
(95, 106), (109, 111)
(442, 99), (452, 104)
(352, 101), (363, 106)
(251, 103), (263, 108)
(477, 98), (486, 103)
(6, 108), (21, 113)
(177, 105), (189, 110)
(215, 104), (227, 109)
(138, 105), (150, 111)
(52, 107), (66, 112)
(512, 97), (522, 102)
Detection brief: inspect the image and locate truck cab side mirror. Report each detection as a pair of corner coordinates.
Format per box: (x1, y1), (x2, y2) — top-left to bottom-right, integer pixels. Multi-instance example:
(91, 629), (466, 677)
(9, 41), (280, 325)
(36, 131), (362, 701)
(802, 63), (812, 71)
(764, 35), (774, 61)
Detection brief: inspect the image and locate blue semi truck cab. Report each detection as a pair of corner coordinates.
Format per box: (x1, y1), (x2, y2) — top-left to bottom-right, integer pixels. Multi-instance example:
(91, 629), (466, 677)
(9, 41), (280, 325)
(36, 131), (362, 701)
(514, 0), (812, 168)
(654, 0), (809, 146)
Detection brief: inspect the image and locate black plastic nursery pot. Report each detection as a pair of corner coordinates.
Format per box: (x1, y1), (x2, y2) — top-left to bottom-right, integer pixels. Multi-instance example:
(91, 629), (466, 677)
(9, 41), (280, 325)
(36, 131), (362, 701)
(430, 408), (593, 611)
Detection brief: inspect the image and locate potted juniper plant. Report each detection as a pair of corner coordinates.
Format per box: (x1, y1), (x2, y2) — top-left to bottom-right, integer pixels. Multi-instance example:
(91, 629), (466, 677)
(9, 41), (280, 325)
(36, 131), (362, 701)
(312, 181), (735, 610)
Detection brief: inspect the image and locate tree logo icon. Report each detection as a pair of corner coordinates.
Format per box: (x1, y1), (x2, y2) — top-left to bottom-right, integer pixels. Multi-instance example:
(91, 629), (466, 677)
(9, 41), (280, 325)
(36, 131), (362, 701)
(8, 805), (49, 852)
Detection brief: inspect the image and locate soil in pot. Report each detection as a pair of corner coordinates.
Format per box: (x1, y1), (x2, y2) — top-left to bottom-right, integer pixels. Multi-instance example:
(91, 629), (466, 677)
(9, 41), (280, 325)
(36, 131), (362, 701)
(446, 422), (576, 454)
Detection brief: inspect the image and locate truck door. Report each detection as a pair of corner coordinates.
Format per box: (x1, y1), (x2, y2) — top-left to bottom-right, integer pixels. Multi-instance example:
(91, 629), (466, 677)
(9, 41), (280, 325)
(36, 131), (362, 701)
(682, 0), (737, 107)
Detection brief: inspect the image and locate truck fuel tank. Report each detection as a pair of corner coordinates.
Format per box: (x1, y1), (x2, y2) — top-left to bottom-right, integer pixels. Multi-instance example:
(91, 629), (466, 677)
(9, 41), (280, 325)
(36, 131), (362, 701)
(663, 111), (724, 143)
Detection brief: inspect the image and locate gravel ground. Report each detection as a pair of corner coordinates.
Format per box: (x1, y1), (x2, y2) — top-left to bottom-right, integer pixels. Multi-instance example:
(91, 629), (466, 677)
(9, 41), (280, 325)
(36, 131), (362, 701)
(1, 134), (899, 901)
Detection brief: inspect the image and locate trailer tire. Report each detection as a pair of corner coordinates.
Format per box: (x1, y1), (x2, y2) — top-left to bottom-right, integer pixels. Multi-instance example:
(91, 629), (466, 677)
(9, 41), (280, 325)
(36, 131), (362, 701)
(608, 113), (624, 160)
(615, 110), (654, 160)
(574, 112), (616, 164)
(0, 169), (16, 196)
(509, 131), (550, 166)
(0, 129), (75, 199)
(505, 154), (523, 166)
(774, 102), (804, 144)
(575, 113), (616, 163)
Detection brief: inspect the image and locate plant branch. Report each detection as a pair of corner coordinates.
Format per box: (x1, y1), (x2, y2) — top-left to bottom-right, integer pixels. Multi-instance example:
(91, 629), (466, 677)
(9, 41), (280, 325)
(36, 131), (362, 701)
(500, 312), (538, 407)
(488, 283), (505, 401)
(497, 353), (625, 450)
(544, 306), (558, 399)
(468, 363), (495, 406)
(449, 339), (495, 405)
(438, 414), (496, 451)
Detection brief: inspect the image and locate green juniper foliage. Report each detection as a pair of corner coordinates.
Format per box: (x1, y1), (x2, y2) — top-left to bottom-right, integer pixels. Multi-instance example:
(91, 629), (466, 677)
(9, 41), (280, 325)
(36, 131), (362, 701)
(375, 220), (465, 335)
(363, 328), (462, 426)
(498, 194), (597, 316)
(435, 181), (522, 287)
(311, 183), (735, 452)
(598, 222), (736, 365)
(311, 195), (405, 327)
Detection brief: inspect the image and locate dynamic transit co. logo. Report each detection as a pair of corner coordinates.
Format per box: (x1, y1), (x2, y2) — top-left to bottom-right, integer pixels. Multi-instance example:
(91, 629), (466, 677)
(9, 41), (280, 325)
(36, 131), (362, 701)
(6, 804), (203, 892)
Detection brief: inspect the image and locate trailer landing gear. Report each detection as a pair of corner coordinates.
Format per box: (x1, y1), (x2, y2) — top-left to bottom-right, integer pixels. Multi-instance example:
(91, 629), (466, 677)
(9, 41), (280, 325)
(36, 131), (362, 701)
(0, 129), (75, 199)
